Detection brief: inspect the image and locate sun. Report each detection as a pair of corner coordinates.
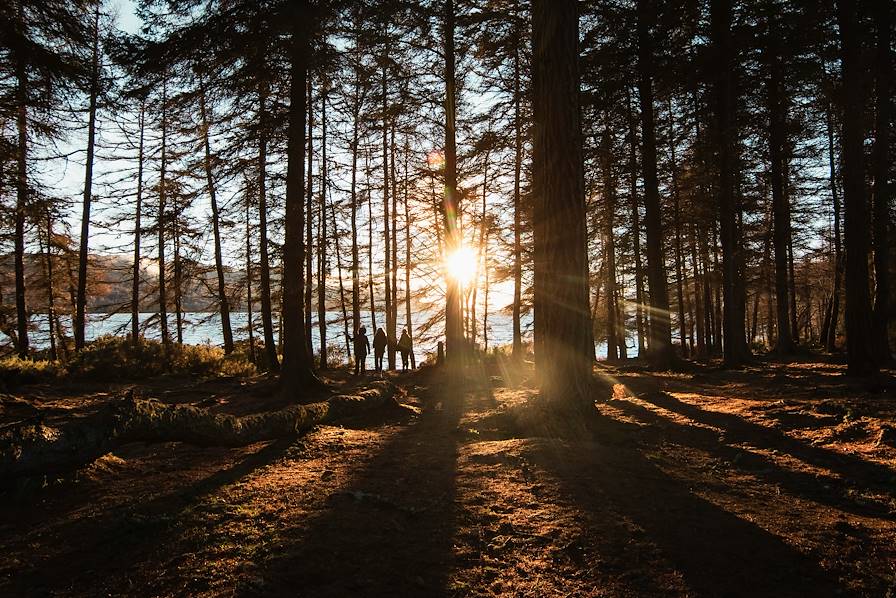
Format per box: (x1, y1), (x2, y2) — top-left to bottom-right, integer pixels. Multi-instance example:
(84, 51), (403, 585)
(445, 245), (477, 286)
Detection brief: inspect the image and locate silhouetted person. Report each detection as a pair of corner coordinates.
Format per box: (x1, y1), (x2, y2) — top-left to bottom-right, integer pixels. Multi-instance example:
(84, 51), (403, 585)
(398, 328), (412, 371)
(346, 326), (370, 376)
(373, 327), (388, 372)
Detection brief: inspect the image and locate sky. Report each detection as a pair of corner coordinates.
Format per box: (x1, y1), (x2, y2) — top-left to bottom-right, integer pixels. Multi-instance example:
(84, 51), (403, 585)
(41, 0), (521, 324)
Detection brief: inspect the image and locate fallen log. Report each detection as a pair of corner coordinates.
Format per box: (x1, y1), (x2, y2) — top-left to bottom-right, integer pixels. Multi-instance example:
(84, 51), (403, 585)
(1, 380), (396, 481)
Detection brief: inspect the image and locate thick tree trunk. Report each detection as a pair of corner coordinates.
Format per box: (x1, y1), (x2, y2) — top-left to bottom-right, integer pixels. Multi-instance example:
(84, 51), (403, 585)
(637, 0), (673, 368)
(1, 381), (395, 482)
(711, 0), (750, 366)
(281, 0), (317, 389)
(75, 6), (100, 352)
(132, 99), (145, 346)
(443, 0), (464, 364)
(837, 0), (877, 376)
(531, 0), (595, 406)
(872, 0), (892, 361)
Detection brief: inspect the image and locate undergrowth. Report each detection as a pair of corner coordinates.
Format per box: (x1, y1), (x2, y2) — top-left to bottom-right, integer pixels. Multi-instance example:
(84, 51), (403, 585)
(0, 336), (256, 386)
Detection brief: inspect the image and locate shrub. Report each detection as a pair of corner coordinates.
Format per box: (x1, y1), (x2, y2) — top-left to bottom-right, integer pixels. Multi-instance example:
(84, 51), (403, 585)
(0, 356), (61, 386)
(67, 336), (256, 381)
(316, 344), (349, 369)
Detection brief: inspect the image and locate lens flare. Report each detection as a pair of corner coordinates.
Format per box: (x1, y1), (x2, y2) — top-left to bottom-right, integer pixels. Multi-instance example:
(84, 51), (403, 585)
(445, 245), (477, 286)
(427, 150), (445, 169)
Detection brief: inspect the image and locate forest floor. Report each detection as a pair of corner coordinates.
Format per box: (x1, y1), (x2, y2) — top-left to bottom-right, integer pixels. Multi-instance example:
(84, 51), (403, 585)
(1, 357), (895, 597)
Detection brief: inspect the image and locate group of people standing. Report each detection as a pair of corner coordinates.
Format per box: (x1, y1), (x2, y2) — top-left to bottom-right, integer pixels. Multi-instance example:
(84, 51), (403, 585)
(347, 326), (413, 376)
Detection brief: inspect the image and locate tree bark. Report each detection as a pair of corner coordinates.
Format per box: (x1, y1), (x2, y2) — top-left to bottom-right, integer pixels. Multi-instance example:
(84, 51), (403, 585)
(1, 381), (396, 482)
(637, 0), (673, 368)
(765, 26), (794, 354)
(390, 123), (399, 367)
(246, 194), (255, 364)
(257, 81), (278, 369)
(787, 230), (798, 344)
(443, 0), (464, 364)
(755, 208), (772, 346)
(471, 142), (490, 348)
(689, 218), (705, 356)
(173, 199), (184, 345)
(512, 1), (524, 360)
(821, 99), (842, 353)
(404, 147), (416, 369)
(836, 0), (877, 376)
(281, 0), (317, 388)
(198, 75), (234, 354)
(14, 0), (29, 357)
(667, 102), (688, 357)
(601, 127), (619, 361)
(305, 78), (315, 358)
(350, 39), (362, 336)
(381, 61), (394, 369)
(42, 210), (57, 360)
(710, 0), (750, 366)
(626, 88), (646, 357)
(332, 180), (351, 359)
(531, 0), (595, 406)
(318, 86), (329, 368)
(367, 151), (378, 332)
(131, 99), (145, 346)
(75, 5), (100, 352)
(872, 0), (892, 361)
(159, 76), (170, 348)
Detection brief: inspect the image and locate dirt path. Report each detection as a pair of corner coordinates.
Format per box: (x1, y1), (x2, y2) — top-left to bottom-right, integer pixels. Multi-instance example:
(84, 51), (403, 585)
(1, 362), (895, 596)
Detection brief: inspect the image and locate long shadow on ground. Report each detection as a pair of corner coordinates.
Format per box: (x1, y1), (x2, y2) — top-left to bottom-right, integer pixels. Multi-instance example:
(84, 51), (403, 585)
(242, 373), (466, 597)
(519, 414), (850, 597)
(0, 438), (294, 597)
(611, 397), (896, 520)
(641, 391), (896, 495)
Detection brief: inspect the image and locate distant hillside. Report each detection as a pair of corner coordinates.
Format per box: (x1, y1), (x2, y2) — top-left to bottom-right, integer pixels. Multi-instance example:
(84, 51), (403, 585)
(0, 252), (433, 315)
(0, 253), (240, 314)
